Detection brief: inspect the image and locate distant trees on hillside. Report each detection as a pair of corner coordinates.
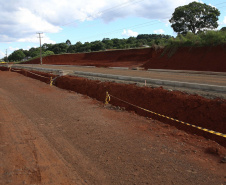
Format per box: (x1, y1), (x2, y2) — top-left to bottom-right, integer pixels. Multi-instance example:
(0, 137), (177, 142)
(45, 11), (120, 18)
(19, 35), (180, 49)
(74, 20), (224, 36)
(8, 50), (25, 61)
(7, 34), (172, 62)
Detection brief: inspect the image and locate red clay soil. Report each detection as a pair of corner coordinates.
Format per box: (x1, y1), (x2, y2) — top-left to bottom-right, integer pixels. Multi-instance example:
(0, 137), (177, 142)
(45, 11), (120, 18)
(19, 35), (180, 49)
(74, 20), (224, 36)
(1, 71), (226, 184)
(24, 48), (159, 68)
(55, 76), (226, 147)
(0, 66), (9, 71)
(142, 44), (226, 72)
(24, 44), (226, 72)
(5, 67), (225, 147)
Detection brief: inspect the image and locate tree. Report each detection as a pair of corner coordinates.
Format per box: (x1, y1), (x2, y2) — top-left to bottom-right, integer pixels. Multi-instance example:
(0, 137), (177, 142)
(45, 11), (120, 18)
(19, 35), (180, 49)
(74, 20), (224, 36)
(28, 47), (40, 57)
(90, 41), (105, 51)
(52, 43), (69, 54)
(44, 50), (54, 56)
(66, 39), (71, 46)
(102, 38), (113, 49)
(169, 2), (220, 34)
(8, 50), (25, 61)
(67, 45), (77, 53)
(220, 27), (226, 32)
(42, 43), (53, 51)
(74, 42), (83, 52)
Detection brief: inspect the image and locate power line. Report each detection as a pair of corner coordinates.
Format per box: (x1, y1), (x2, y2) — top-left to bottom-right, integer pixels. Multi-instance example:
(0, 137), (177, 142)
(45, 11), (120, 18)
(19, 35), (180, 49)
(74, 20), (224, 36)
(218, 5), (226, 8)
(37, 32), (43, 65)
(98, 0), (144, 14)
(79, 20), (166, 41)
(214, 2), (226, 6)
(60, 0), (145, 27)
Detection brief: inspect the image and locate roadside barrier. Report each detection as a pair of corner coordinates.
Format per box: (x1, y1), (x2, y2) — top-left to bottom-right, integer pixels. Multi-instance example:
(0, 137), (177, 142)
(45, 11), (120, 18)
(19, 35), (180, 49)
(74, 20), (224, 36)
(105, 91), (226, 138)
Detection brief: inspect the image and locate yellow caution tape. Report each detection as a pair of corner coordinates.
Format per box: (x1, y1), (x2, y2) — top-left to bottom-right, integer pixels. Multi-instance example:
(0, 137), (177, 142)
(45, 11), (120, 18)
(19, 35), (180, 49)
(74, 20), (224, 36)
(106, 92), (226, 138)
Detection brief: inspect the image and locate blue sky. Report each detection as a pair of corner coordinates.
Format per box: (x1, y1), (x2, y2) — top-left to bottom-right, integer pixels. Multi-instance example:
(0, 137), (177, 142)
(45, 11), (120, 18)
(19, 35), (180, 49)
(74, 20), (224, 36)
(0, 0), (225, 58)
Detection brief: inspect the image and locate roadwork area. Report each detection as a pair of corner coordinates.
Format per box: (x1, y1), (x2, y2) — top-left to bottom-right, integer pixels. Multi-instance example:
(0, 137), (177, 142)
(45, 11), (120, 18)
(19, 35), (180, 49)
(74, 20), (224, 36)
(0, 71), (226, 184)
(10, 64), (226, 99)
(16, 64), (226, 86)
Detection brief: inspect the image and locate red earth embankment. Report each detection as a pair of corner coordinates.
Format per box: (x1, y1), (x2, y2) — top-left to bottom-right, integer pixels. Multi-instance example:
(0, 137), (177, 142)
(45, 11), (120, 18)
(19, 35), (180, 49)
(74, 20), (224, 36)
(23, 45), (226, 72)
(2, 67), (225, 147)
(55, 76), (226, 147)
(24, 48), (160, 68)
(142, 44), (226, 72)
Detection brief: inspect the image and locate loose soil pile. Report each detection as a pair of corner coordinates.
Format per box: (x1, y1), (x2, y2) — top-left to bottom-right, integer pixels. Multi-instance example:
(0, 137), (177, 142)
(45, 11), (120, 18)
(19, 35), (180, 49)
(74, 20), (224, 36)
(2, 67), (225, 147)
(24, 44), (226, 72)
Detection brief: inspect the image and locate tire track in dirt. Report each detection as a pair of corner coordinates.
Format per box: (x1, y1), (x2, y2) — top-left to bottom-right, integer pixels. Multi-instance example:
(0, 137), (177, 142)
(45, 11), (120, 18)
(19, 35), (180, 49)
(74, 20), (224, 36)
(0, 84), (85, 185)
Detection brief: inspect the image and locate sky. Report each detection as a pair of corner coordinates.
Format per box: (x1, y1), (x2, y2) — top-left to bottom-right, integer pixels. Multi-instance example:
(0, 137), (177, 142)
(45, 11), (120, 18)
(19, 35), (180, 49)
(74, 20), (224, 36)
(0, 0), (226, 58)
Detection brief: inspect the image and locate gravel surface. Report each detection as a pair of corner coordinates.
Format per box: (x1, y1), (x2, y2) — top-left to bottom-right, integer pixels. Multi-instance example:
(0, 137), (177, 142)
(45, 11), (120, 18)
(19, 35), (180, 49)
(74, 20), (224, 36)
(72, 74), (226, 100)
(21, 64), (226, 86)
(1, 71), (226, 185)
(14, 64), (226, 99)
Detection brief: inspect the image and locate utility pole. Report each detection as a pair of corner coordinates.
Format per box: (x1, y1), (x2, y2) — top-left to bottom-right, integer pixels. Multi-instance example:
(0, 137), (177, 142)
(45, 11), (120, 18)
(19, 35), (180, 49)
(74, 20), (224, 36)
(5, 49), (8, 63)
(37, 32), (43, 65)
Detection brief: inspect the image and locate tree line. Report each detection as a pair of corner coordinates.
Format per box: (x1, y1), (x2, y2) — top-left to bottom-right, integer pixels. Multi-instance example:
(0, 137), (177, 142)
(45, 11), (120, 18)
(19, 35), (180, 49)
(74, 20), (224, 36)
(7, 34), (173, 62)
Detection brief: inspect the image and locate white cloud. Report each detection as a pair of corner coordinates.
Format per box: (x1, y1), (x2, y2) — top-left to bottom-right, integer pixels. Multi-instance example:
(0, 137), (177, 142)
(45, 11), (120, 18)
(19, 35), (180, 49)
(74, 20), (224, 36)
(223, 16), (226, 25)
(153, 29), (165, 34)
(0, 0), (195, 42)
(122, 29), (138, 37)
(17, 34), (56, 44)
(8, 46), (19, 51)
(102, 0), (195, 22)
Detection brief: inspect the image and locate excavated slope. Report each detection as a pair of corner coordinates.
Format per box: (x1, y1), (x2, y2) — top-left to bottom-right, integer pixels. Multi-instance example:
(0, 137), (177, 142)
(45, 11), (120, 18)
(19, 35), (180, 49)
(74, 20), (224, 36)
(24, 45), (226, 72)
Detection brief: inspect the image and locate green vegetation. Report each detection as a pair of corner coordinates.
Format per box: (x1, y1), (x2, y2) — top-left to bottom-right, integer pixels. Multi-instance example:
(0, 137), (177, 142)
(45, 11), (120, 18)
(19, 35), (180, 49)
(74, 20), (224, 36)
(169, 1), (220, 34)
(169, 30), (226, 46)
(8, 50), (25, 62)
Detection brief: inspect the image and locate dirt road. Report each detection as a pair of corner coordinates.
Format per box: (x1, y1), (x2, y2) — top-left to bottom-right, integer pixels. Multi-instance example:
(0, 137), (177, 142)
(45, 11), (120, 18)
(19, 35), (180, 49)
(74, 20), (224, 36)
(0, 71), (226, 185)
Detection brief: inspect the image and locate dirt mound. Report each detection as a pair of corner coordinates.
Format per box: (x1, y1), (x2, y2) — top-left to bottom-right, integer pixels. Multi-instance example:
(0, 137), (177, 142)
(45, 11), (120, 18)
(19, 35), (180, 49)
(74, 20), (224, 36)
(142, 44), (226, 72)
